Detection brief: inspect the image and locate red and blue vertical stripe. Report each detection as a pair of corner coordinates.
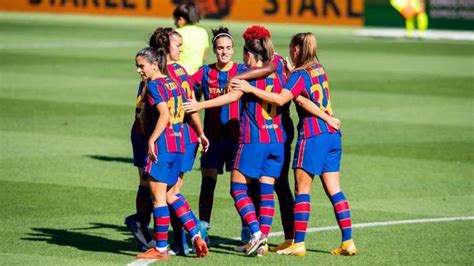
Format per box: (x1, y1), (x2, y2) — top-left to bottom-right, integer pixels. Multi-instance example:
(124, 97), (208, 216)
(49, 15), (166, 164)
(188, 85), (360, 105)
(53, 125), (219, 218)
(192, 63), (247, 140)
(239, 73), (285, 144)
(284, 65), (338, 139)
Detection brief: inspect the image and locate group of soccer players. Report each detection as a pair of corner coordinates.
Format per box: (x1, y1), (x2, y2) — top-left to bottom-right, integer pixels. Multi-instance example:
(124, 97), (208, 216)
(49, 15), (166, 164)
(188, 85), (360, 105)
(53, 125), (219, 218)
(124, 2), (357, 261)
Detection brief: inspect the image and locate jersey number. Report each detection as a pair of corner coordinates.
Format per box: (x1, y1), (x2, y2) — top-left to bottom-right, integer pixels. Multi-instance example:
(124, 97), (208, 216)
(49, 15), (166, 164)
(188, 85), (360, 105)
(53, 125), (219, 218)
(261, 85), (278, 120)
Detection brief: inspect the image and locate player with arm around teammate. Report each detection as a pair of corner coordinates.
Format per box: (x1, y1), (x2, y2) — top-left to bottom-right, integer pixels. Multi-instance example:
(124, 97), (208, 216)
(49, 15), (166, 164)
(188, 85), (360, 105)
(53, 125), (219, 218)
(232, 32), (355, 257)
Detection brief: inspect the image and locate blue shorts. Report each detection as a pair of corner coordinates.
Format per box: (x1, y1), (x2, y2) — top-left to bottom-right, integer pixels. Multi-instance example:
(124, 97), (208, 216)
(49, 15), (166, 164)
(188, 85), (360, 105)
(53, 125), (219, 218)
(201, 138), (238, 174)
(145, 151), (183, 186)
(234, 143), (284, 179)
(181, 143), (198, 173)
(131, 130), (148, 168)
(293, 133), (342, 176)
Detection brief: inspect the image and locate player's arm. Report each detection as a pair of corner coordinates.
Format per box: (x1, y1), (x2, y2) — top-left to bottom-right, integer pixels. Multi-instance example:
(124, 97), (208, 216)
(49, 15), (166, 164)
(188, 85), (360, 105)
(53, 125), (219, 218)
(147, 102), (169, 162)
(233, 61), (277, 81)
(189, 112), (209, 152)
(182, 90), (243, 113)
(294, 96), (341, 130)
(231, 79), (292, 107)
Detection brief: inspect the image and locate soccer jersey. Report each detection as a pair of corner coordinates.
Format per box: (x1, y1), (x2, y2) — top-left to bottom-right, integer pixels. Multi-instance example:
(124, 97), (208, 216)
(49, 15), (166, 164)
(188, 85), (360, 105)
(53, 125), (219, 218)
(145, 77), (187, 153)
(167, 63), (199, 145)
(192, 62), (247, 141)
(240, 71), (286, 144)
(131, 81), (147, 135)
(284, 63), (338, 139)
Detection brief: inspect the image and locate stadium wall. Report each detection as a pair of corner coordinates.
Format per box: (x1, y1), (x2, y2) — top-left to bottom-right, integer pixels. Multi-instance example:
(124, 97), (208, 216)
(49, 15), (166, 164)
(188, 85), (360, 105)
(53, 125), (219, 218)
(0, 0), (363, 26)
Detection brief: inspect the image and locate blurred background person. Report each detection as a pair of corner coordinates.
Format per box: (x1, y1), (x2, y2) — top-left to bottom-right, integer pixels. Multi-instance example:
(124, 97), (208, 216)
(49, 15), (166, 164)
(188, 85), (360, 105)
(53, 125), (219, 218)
(173, 2), (210, 75)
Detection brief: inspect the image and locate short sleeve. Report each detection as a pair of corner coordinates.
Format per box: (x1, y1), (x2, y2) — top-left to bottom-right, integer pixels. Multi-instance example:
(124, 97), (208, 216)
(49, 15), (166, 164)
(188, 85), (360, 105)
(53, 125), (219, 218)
(283, 71), (305, 98)
(147, 80), (165, 105)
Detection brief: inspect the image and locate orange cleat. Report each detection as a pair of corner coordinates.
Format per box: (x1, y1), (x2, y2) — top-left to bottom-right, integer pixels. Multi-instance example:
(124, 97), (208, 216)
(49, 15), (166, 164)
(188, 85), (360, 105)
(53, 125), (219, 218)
(194, 236), (208, 258)
(136, 248), (169, 260)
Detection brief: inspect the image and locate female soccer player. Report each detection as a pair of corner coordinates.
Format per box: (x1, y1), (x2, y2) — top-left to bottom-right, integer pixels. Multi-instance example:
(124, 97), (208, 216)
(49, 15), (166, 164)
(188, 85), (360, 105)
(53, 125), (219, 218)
(190, 26), (248, 244)
(232, 32), (355, 257)
(133, 47), (208, 260)
(231, 25), (296, 251)
(184, 36), (286, 256)
(173, 2), (209, 75)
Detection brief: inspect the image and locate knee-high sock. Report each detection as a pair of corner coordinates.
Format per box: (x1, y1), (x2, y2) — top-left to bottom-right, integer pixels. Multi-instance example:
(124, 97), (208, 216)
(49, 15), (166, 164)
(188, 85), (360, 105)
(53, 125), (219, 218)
(199, 176), (217, 223)
(170, 195), (199, 238)
(259, 182), (275, 237)
(330, 191), (352, 242)
(230, 182), (260, 235)
(294, 194), (311, 243)
(153, 206), (170, 249)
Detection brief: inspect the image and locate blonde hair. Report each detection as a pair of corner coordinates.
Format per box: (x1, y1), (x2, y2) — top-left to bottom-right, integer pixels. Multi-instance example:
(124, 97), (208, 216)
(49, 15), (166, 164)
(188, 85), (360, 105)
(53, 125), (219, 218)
(290, 32), (319, 69)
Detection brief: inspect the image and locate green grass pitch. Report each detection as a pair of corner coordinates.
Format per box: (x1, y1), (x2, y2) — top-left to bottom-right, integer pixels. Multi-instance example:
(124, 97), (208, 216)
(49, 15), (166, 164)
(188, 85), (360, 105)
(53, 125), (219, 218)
(0, 12), (473, 265)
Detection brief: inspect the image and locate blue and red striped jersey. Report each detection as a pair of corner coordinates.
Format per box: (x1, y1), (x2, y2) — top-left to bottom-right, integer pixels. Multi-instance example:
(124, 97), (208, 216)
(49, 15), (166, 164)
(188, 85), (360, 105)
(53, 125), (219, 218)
(240, 71), (286, 144)
(192, 62), (248, 141)
(146, 76), (187, 153)
(167, 63), (199, 144)
(284, 63), (337, 139)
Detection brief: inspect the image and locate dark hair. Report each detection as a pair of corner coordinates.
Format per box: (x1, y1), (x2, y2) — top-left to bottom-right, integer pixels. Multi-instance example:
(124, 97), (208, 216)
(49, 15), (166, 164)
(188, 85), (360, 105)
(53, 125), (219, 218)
(148, 27), (181, 54)
(290, 32), (318, 69)
(244, 37), (274, 63)
(136, 47), (168, 76)
(173, 2), (202, 24)
(211, 26), (233, 49)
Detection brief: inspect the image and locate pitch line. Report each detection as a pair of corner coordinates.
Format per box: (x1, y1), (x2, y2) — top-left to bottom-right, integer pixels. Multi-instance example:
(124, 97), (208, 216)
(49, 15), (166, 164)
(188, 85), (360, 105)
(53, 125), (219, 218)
(127, 216), (474, 266)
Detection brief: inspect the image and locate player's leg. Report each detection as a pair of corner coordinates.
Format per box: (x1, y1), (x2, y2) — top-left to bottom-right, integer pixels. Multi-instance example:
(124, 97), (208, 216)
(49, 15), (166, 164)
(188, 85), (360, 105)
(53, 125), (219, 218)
(136, 179), (169, 260)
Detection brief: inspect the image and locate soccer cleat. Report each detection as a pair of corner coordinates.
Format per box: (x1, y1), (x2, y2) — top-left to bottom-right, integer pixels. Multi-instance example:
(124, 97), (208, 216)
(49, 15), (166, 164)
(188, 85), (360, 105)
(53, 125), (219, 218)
(199, 221), (211, 246)
(240, 226), (251, 243)
(136, 248), (170, 260)
(276, 242), (306, 256)
(244, 235), (267, 256)
(233, 242), (250, 252)
(270, 239), (293, 252)
(193, 236), (208, 258)
(125, 214), (150, 251)
(256, 243), (269, 257)
(331, 239), (357, 256)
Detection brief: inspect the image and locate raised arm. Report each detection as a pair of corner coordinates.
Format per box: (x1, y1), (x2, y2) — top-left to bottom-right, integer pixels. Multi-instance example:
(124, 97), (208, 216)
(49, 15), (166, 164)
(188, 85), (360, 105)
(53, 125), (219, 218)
(147, 102), (170, 162)
(294, 96), (341, 130)
(231, 79), (293, 107)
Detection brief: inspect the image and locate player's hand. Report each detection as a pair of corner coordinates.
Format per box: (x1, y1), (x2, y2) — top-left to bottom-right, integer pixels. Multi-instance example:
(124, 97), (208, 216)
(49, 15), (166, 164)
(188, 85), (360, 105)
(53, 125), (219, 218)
(327, 117), (341, 130)
(182, 99), (202, 113)
(230, 79), (251, 93)
(198, 134), (209, 153)
(147, 142), (157, 163)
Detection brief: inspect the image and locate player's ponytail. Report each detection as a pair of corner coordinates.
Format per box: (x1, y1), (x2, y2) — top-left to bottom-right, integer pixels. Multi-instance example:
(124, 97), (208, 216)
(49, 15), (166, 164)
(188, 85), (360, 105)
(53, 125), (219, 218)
(149, 27), (181, 55)
(290, 32), (318, 69)
(136, 47), (168, 76)
(244, 38), (271, 63)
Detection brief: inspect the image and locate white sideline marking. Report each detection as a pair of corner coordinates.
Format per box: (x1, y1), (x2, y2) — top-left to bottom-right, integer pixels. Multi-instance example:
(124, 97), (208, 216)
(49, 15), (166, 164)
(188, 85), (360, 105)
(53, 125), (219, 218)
(127, 216), (474, 266)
